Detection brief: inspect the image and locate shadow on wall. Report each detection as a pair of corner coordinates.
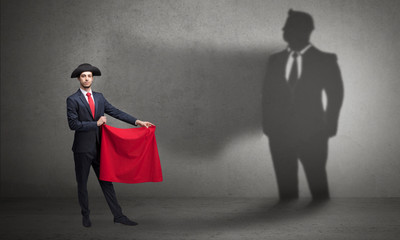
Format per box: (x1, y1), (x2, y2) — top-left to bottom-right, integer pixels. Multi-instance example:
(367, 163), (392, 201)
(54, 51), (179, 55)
(101, 9), (344, 200)
(262, 10), (344, 200)
(103, 30), (279, 157)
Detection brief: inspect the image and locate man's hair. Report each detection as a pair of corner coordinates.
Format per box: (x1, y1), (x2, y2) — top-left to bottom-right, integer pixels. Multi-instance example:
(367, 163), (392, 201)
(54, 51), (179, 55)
(283, 9), (314, 32)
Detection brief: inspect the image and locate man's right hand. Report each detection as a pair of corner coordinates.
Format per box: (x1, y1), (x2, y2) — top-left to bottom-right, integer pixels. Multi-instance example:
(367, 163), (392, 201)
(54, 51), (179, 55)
(97, 116), (107, 126)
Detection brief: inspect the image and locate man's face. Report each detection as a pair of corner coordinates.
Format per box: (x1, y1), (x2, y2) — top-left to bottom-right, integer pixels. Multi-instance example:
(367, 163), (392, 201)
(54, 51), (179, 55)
(282, 18), (312, 49)
(282, 25), (311, 47)
(78, 71), (93, 89)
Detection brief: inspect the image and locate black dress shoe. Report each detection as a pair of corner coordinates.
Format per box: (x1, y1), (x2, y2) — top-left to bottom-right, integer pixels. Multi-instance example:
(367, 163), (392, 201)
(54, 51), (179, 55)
(82, 216), (92, 227)
(114, 216), (138, 226)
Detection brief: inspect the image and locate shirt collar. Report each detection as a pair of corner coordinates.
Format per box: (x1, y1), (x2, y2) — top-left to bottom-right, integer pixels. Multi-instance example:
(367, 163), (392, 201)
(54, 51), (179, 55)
(80, 88), (93, 96)
(287, 44), (313, 55)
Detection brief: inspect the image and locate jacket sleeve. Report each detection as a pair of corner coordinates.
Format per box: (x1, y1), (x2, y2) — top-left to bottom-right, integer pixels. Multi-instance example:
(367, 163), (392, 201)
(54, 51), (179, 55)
(102, 94), (138, 126)
(262, 54), (276, 136)
(66, 97), (98, 131)
(324, 54), (344, 137)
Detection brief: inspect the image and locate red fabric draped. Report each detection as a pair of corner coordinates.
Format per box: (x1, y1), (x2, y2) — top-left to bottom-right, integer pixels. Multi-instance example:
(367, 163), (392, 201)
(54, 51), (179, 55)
(100, 125), (163, 184)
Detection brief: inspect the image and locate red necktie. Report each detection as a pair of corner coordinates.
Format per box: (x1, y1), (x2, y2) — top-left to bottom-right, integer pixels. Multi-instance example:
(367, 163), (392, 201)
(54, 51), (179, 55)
(86, 92), (95, 118)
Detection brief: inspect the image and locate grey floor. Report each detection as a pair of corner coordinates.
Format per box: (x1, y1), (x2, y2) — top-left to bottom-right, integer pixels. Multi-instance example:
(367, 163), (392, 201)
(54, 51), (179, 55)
(1, 198), (399, 240)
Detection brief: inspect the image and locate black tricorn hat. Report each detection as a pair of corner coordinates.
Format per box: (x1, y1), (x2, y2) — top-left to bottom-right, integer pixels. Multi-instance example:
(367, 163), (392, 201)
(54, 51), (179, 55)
(70, 63), (101, 78)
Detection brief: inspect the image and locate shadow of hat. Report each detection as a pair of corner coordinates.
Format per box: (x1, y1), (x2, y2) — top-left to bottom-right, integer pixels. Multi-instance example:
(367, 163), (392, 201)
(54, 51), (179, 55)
(71, 63), (102, 78)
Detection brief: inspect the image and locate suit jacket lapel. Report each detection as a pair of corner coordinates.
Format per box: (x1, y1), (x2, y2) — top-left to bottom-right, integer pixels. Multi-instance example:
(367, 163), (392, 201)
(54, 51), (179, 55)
(77, 90), (95, 120)
(277, 50), (290, 83)
(300, 46), (317, 80)
(93, 92), (100, 119)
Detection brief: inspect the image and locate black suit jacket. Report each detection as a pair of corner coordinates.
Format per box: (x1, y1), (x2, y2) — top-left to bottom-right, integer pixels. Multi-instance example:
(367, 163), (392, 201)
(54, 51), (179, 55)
(263, 46), (344, 137)
(67, 90), (137, 153)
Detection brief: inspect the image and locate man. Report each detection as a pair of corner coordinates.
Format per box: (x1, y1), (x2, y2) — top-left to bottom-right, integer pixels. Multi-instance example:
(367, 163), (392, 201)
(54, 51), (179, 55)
(67, 63), (153, 227)
(263, 10), (344, 201)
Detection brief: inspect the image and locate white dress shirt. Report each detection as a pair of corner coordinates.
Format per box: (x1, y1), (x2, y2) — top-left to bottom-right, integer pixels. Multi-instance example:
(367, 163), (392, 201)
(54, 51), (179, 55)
(285, 44), (312, 81)
(80, 88), (95, 105)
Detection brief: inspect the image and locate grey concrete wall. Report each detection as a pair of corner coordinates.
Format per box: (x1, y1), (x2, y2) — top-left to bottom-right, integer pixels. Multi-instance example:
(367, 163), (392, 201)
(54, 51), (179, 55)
(1, 0), (400, 198)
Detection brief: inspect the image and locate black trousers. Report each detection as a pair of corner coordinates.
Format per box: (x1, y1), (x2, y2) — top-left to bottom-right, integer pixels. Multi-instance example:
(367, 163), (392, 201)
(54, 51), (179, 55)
(73, 151), (123, 218)
(269, 131), (330, 200)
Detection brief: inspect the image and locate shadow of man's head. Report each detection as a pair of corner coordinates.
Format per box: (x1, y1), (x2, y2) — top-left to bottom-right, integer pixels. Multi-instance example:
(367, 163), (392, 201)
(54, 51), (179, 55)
(282, 9), (314, 51)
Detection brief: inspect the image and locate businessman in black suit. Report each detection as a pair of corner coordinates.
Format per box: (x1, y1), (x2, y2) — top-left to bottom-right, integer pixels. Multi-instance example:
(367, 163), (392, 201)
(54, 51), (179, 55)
(263, 10), (344, 201)
(67, 63), (153, 227)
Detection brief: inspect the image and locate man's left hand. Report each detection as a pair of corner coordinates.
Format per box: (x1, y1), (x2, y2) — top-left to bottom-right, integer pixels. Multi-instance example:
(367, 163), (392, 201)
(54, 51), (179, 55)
(135, 120), (155, 128)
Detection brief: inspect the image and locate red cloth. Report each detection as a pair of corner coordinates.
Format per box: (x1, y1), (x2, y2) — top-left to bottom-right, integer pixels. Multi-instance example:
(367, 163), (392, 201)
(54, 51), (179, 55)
(100, 125), (163, 184)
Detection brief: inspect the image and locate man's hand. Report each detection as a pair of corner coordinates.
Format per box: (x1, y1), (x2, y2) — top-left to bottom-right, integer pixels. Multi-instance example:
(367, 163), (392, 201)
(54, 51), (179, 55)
(97, 116), (107, 126)
(135, 120), (155, 128)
